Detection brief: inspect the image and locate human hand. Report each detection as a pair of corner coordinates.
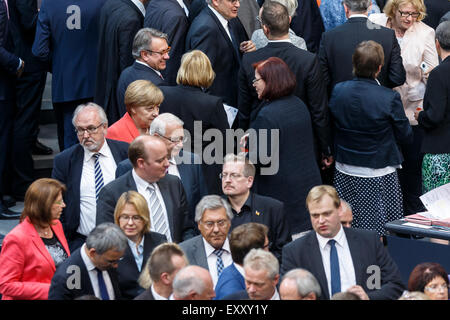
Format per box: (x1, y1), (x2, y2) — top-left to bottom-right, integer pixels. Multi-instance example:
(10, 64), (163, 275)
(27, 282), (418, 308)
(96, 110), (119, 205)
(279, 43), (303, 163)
(413, 107), (422, 121)
(17, 60), (25, 78)
(346, 285), (369, 300)
(321, 155), (334, 170)
(240, 40), (256, 53)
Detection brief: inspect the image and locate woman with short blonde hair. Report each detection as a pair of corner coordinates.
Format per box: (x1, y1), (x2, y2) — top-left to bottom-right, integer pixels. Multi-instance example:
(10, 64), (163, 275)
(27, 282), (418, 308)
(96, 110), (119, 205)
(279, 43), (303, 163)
(176, 50), (215, 89)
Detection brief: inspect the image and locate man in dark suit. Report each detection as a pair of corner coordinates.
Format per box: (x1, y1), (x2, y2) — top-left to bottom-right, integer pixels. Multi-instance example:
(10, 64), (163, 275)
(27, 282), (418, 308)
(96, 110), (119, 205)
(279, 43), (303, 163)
(144, 0), (190, 85)
(116, 28), (168, 117)
(94, 0), (146, 125)
(221, 153), (291, 262)
(135, 242), (189, 300)
(179, 195), (233, 288)
(423, 0), (450, 30)
(116, 113), (208, 233)
(32, 0), (107, 151)
(49, 223), (127, 300)
(96, 135), (195, 243)
(281, 185), (405, 300)
(52, 103), (129, 251)
(0, 0), (25, 219)
(238, 1), (332, 168)
(185, 0), (254, 111)
(318, 0), (406, 96)
(290, 0), (325, 53)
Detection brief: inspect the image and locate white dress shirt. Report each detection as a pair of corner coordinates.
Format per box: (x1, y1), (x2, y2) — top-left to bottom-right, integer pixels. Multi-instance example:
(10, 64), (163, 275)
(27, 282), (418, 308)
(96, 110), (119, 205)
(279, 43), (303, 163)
(203, 238), (232, 287)
(168, 157), (181, 179)
(208, 5), (233, 41)
(151, 285), (168, 300)
(315, 226), (356, 296)
(270, 289), (280, 300)
(132, 169), (172, 242)
(127, 236), (145, 272)
(135, 60), (163, 79)
(80, 244), (115, 300)
(78, 140), (117, 236)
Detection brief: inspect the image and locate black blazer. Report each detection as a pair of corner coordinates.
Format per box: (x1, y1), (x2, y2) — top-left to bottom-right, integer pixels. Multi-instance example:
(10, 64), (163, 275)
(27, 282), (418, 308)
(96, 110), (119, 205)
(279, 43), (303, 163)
(116, 61), (166, 118)
(94, 0), (144, 124)
(281, 228), (405, 300)
(159, 84), (230, 195)
(318, 17), (406, 96)
(249, 95), (322, 234)
(186, 6), (247, 108)
(48, 248), (122, 300)
(51, 139), (129, 242)
(144, 0), (190, 86)
(290, 0), (324, 53)
(422, 0), (450, 29)
(418, 56), (450, 154)
(329, 78), (413, 168)
(238, 41), (332, 156)
(117, 232), (167, 299)
(134, 288), (155, 300)
(96, 171), (195, 243)
(230, 192), (291, 263)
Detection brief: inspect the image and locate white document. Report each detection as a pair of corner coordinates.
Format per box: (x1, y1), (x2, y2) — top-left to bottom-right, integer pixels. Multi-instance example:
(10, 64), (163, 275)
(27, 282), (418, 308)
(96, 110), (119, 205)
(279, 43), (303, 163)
(420, 182), (450, 219)
(223, 103), (237, 128)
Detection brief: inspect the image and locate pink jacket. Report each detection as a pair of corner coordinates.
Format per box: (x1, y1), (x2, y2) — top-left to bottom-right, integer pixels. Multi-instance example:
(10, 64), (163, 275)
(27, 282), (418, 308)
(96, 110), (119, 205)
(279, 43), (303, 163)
(105, 112), (140, 143)
(0, 217), (70, 300)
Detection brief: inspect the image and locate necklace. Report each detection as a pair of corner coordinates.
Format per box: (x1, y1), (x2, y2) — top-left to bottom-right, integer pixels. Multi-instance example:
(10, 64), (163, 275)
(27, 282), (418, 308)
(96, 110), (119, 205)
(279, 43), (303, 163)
(37, 225), (51, 236)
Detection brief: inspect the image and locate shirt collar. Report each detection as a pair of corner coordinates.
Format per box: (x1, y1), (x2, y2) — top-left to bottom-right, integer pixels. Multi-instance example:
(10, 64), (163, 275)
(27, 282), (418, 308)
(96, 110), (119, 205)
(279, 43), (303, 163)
(151, 285), (168, 300)
(203, 237), (231, 257)
(349, 14), (368, 19)
(130, 0), (145, 16)
(208, 5), (229, 25)
(80, 243), (96, 272)
(315, 225), (345, 250)
(135, 60), (163, 77)
(268, 38), (292, 44)
(132, 168), (156, 191)
(234, 262), (245, 277)
(83, 139), (110, 163)
(127, 235), (144, 253)
(271, 289), (280, 300)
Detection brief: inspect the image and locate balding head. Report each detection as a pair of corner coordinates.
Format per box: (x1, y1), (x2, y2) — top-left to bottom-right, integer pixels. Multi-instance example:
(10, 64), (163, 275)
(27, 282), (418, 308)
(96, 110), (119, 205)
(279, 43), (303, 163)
(339, 199), (353, 228)
(172, 266), (215, 300)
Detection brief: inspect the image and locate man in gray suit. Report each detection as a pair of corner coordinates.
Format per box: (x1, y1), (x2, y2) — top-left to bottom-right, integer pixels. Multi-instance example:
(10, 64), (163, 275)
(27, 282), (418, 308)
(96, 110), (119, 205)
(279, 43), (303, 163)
(179, 195), (233, 287)
(96, 135), (195, 242)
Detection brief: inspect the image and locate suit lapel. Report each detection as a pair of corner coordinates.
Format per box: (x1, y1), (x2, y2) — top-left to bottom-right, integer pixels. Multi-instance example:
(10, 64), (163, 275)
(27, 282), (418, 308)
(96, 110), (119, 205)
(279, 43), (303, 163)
(306, 233), (330, 299)
(345, 228), (364, 286)
(194, 236), (209, 270)
(71, 145), (84, 215)
(25, 219), (56, 272)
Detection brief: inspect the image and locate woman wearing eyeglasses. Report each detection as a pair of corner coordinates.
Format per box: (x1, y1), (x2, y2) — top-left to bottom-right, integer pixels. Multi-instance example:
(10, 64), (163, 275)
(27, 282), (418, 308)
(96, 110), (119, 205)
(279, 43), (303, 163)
(106, 80), (163, 143)
(113, 191), (167, 299)
(0, 179), (70, 300)
(408, 262), (449, 300)
(369, 0), (439, 216)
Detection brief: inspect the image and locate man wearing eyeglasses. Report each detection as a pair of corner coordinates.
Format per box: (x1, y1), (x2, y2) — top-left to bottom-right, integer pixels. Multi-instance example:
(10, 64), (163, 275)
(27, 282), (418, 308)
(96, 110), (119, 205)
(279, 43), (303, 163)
(221, 153), (291, 263)
(49, 223), (128, 300)
(116, 28), (169, 117)
(179, 195), (234, 288)
(52, 103), (129, 252)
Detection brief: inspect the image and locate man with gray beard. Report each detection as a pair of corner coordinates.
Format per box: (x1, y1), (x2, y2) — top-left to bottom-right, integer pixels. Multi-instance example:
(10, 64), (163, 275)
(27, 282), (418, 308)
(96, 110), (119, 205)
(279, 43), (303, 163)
(52, 103), (129, 252)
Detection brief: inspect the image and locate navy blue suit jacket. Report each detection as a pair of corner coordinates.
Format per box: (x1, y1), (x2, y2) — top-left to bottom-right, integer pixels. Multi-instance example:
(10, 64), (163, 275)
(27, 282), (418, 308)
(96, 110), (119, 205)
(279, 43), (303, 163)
(51, 139), (129, 241)
(32, 0), (107, 102)
(281, 228), (405, 300)
(48, 247), (122, 300)
(116, 61), (166, 118)
(115, 151), (207, 232)
(215, 263), (245, 300)
(329, 78), (412, 168)
(186, 6), (247, 108)
(144, 0), (189, 86)
(117, 231), (167, 299)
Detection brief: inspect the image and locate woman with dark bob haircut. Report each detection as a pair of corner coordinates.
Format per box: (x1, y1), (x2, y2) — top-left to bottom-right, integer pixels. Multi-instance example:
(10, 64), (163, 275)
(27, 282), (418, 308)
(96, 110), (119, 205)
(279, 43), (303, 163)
(248, 57), (322, 235)
(408, 262), (449, 300)
(0, 178), (70, 300)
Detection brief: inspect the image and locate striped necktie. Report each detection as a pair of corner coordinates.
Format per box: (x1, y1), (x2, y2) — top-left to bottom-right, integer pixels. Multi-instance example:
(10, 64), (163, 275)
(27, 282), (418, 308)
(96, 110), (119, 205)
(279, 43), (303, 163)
(147, 184), (170, 240)
(214, 249), (225, 277)
(93, 153), (104, 201)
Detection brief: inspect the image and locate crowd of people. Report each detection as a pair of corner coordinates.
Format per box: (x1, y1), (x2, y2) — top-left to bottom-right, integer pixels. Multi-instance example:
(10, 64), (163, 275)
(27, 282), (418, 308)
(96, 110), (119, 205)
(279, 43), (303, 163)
(0, 0), (449, 301)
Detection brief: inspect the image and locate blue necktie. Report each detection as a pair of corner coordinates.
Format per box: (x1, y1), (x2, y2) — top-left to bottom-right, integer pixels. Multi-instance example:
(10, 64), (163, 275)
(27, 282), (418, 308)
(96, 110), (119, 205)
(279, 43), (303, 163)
(329, 239), (341, 296)
(214, 249), (224, 277)
(96, 268), (110, 300)
(93, 153), (104, 201)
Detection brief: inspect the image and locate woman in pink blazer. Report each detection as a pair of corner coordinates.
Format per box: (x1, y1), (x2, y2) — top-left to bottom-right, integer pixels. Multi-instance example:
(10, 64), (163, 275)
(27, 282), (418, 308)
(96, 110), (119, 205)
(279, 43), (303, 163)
(0, 178), (70, 300)
(106, 80), (163, 143)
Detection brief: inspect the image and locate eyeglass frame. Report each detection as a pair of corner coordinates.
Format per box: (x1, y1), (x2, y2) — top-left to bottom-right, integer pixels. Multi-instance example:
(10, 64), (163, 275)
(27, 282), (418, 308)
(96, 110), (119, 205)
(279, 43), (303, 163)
(219, 172), (246, 180)
(118, 214), (144, 223)
(144, 46), (171, 56)
(159, 134), (187, 144)
(252, 77), (263, 84)
(424, 283), (450, 292)
(255, 15), (262, 24)
(200, 219), (230, 229)
(75, 123), (105, 136)
(398, 10), (420, 18)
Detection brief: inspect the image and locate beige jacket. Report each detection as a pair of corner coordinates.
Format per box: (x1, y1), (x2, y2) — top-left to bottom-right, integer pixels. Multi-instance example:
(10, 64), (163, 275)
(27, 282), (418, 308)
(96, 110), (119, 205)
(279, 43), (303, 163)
(369, 13), (439, 125)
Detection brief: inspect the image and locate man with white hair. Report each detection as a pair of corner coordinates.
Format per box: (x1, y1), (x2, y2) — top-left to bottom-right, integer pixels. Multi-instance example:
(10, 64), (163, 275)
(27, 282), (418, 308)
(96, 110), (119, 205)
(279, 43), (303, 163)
(172, 265), (216, 300)
(52, 103), (129, 252)
(280, 268), (321, 300)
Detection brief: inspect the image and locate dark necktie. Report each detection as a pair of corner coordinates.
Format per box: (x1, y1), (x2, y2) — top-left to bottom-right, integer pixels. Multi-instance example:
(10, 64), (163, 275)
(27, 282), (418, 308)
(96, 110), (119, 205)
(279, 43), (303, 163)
(96, 268), (110, 300)
(329, 239), (341, 296)
(214, 249), (224, 277)
(93, 153), (104, 202)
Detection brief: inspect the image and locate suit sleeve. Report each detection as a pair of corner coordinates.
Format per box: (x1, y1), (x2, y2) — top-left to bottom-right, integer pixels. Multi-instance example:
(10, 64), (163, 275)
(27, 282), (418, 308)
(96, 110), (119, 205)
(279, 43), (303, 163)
(386, 31), (406, 88)
(0, 234), (50, 300)
(367, 233), (405, 300)
(237, 61), (253, 130)
(418, 70), (448, 130)
(270, 202), (292, 263)
(96, 186), (117, 226)
(31, 0), (50, 60)
(280, 243), (298, 277)
(117, 19), (141, 74)
(0, 3), (20, 73)
(318, 33), (331, 95)
(421, 26), (439, 83)
(390, 91), (413, 145)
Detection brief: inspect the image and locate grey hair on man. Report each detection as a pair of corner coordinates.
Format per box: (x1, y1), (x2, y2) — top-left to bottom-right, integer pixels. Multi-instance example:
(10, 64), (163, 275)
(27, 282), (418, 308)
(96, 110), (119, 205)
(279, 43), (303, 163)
(72, 102), (108, 127)
(132, 28), (168, 60)
(194, 195), (233, 223)
(244, 248), (279, 280)
(223, 153), (256, 177)
(85, 222), (128, 254)
(282, 268), (322, 299)
(436, 21), (450, 51)
(172, 266), (207, 299)
(149, 113), (184, 136)
(343, 0), (371, 13)
(273, 0), (298, 17)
